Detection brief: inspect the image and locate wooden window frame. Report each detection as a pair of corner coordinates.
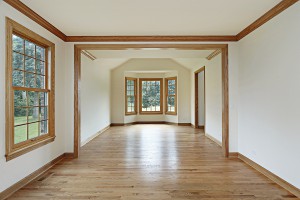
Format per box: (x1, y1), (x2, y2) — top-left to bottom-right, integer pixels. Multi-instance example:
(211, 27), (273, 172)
(165, 77), (177, 115)
(125, 77), (137, 115)
(139, 78), (163, 115)
(5, 18), (55, 161)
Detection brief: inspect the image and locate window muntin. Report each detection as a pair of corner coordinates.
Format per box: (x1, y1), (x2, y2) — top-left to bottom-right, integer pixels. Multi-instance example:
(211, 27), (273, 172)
(165, 77), (177, 115)
(139, 78), (163, 114)
(125, 77), (137, 115)
(6, 18), (55, 161)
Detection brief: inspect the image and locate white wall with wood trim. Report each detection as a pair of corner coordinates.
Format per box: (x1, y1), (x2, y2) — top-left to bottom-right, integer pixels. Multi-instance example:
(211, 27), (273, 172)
(238, 2), (300, 189)
(111, 58), (190, 124)
(205, 54), (222, 142)
(0, 2), (66, 192)
(81, 55), (111, 145)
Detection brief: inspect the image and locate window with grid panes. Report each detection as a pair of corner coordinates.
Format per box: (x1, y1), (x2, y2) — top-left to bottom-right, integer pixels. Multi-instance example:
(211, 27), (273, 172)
(125, 77), (137, 115)
(6, 18), (55, 161)
(139, 78), (163, 114)
(165, 77), (177, 115)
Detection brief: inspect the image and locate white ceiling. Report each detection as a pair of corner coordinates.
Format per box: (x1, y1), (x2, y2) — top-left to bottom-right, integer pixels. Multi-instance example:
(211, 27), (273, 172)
(88, 49), (214, 59)
(20, 0), (281, 36)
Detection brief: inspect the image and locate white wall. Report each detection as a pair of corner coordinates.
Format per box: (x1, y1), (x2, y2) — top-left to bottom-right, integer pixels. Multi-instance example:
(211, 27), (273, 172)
(111, 58), (190, 124)
(205, 54), (222, 142)
(197, 71), (205, 126)
(81, 55), (111, 145)
(0, 2), (66, 192)
(238, 2), (300, 189)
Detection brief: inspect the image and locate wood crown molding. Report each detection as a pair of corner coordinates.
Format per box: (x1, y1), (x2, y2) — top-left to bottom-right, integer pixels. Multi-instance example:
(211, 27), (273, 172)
(81, 50), (97, 61)
(238, 153), (300, 198)
(4, 0), (67, 41)
(236, 0), (299, 40)
(206, 49), (222, 60)
(4, 0), (299, 42)
(66, 35), (238, 42)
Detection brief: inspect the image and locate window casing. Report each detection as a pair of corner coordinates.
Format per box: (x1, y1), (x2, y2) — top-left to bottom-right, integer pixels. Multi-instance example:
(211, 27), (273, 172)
(6, 18), (55, 161)
(139, 78), (163, 114)
(165, 77), (177, 115)
(125, 77), (137, 115)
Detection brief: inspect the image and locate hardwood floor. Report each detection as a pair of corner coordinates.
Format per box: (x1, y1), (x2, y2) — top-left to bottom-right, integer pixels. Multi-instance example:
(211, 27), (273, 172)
(8, 125), (298, 199)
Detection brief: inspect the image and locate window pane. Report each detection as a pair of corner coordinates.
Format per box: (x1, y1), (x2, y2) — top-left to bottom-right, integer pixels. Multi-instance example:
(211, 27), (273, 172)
(25, 40), (35, 57)
(25, 56), (35, 72)
(14, 90), (27, 107)
(168, 85), (175, 95)
(141, 81), (161, 111)
(13, 52), (24, 70)
(25, 72), (35, 88)
(40, 92), (48, 106)
(14, 125), (27, 144)
(36, 60), (45, 75)
(13, 35), (24, 53)
(14, 107), (27, 126)
(12, 70), (24, 87)
(28, 122), (39, 139)
(41, 120), (48, 135)
(36, 75), (45, 89)
(28, 91), (39, 106)
(168, 96), (175, 107)
(36, 46), (45, 61)
(28, 107), (39, 123)
(41, 107), (48, 120)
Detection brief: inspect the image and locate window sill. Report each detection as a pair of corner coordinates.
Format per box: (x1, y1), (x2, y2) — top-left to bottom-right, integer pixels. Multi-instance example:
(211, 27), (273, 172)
(6, 136), (55, 161)
(125, 113), (137, 116)
(165, 112), (177, 115)
(139, 112), (163, 115)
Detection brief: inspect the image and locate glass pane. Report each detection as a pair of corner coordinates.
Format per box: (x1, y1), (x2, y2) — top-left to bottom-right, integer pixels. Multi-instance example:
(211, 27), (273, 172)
(40, 107), (48, 120)
(36, 75), (45, 89)
(36, 46), (45, 61)
(14, 90), (27, 107)
(25, 56), (35, 72)
(28, 122), (39, 139)
(28, 91), (39, 106)
(14, 107), (27, 126)
(14, 125), (27, 144)
(13, 35), (24, 53)
(25, 72), (35, 88)
(41, 120), (48, 135)
(12, 70), (24, 87)
(25, 40), (35, 57)
(28, 107), (39, 123)
(36, 60), (45, 75)
(168, 96), (175, 107)
(168, 85), (175, 95)
(141, 81), (161, 112)
(39, 92), (48, 106)
(13, 52), (24, 70)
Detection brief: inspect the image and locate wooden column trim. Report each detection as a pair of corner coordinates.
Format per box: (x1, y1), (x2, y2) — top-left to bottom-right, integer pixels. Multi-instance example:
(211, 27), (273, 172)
(74, 44), (229, 158)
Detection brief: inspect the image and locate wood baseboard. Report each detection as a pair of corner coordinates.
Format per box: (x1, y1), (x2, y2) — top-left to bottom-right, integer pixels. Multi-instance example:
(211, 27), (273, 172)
(228, 152), (239, 158)
(110, 122), (192, 126)
(178, 123), (192, 126)
(0, 153), (68, 200)
(205, 133), (222, 147)
(81, 125), (110, 147)
(238, 153), (300, 198)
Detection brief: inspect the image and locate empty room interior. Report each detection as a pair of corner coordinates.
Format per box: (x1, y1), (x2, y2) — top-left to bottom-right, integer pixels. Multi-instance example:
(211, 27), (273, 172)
(0, 0), (299, 199)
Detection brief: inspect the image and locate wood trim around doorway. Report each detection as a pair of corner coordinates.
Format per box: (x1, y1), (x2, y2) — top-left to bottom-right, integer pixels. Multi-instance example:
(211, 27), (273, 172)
(74, 44), (229, 158)
(194, 66), (205, 131)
